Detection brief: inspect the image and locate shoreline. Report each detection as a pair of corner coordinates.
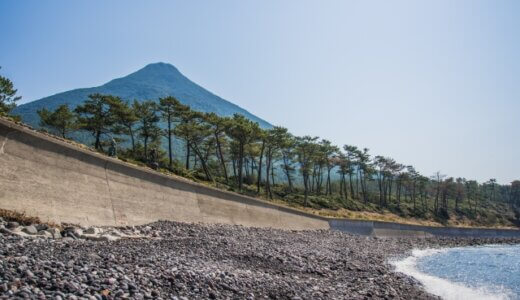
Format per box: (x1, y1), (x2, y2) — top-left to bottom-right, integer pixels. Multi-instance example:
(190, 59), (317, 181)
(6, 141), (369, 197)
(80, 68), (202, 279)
(1, 220), (519, 299)
(392, 246), (517, 300)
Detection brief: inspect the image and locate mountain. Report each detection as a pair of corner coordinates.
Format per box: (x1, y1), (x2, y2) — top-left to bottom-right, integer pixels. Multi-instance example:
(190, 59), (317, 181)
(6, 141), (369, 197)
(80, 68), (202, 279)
(14, 62), (272, 129)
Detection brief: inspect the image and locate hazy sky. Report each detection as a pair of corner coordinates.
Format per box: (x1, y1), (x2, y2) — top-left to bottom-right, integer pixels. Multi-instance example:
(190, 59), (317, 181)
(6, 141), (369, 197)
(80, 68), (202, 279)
(1, 0), (519, 183)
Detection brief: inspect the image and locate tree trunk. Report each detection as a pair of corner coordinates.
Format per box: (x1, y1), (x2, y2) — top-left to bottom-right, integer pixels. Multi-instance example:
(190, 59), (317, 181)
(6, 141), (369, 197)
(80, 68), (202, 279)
(257, 140), (265, 194)
(167, 116), (173, 169)
(95, 130), (102, 150)
(215, 134), (228, 183)
(265, 149), (272, 199)
(185, 141), (190, 169)
(349, 173), (354, 198)
(144, 136), (148, 161)
(282, 153), (293, 192)
(339, 174), (344, 197)
(397, 183), (401, 208)
(271, 165), (275, 187)
(238, 143), (244, 191)
(303, 174), (309, 206)
(129, 126), (136, 152)
(191, 144), (212, 181)
(232, 158), (237, 182)
(326, 168), (332, 195)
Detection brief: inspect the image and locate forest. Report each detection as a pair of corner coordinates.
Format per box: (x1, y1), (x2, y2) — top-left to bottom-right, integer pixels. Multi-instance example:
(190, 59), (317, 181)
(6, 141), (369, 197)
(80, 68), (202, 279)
(1, 71), (519, 228)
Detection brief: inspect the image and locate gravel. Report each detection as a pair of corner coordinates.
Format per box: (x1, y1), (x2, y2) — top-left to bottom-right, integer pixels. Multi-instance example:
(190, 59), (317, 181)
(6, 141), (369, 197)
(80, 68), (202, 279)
(0, 220), (519, 299)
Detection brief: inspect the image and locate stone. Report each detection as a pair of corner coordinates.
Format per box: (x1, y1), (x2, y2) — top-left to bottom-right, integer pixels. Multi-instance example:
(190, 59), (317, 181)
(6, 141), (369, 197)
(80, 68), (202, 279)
(84, 227), (102, 235)
(109, 229), (122, 237)
(7, 221), (19, 229)
(0, 225), (9, 235)
(38, 230), (53, 238)
(64, 226), (83, 236)
(47, 228), (62, 239)
(22, 225), (38, 235)
(72, 228), (83, 236)
(35, 224), (49, 231)
(99, 234), (119, 242)
(0, 220), (517, 299)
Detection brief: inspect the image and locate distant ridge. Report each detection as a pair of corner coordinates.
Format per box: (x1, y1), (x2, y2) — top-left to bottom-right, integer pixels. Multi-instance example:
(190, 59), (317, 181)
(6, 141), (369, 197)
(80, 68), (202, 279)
(14, 62), (272, 129)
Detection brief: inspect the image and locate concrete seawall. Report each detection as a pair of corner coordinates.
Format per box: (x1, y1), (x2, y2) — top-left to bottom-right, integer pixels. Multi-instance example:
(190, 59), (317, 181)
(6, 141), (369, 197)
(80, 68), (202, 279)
(0, 118), (329, 230)
(329, 219), (520, 238)
(1, 118), (519, 238)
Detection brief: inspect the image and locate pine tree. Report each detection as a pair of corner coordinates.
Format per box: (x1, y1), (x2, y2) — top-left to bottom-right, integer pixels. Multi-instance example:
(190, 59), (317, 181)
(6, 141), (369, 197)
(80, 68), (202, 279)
(75, 94), (120, 150)
(37, 104), (76, 138)
(0, 67), (21, 116)
(134, 100), (161, 161)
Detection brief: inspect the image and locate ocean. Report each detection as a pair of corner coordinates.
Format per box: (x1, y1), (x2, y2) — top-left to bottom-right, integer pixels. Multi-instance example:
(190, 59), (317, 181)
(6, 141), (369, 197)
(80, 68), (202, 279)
(392, 244), (520, 300)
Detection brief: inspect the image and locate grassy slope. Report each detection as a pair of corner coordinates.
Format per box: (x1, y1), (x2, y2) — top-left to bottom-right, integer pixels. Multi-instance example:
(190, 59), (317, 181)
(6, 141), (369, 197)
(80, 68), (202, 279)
(4, 116), (518, 229)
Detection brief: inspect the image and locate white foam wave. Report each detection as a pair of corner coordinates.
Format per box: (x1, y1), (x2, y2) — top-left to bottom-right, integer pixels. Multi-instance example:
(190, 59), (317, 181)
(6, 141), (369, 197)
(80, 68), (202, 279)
(391, 248), (512, 300)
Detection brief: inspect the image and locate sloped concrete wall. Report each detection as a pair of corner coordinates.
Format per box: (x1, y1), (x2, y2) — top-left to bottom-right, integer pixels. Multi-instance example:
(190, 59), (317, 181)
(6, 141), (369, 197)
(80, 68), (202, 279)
(1, 118), (519, 237)
(329, 219), (520, 238)
(0, 118), (329, 230)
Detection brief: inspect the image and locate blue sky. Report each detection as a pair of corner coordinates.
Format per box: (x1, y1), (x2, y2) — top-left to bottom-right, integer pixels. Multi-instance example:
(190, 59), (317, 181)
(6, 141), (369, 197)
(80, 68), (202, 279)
(1, 0), (519, 183)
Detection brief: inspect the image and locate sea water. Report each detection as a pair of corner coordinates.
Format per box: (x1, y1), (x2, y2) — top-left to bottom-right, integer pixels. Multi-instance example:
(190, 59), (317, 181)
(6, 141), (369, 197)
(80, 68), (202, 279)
(392, 244), (520, 300)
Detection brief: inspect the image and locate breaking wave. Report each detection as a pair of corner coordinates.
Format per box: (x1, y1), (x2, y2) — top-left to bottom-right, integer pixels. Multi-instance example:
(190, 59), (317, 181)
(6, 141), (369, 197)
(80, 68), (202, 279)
(391, 247), (516, 300)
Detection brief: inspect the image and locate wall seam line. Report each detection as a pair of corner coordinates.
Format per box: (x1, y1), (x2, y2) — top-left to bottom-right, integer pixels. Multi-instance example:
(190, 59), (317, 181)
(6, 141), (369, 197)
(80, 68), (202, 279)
(104, 160), (118, 226)
(0, 131), (15, 155)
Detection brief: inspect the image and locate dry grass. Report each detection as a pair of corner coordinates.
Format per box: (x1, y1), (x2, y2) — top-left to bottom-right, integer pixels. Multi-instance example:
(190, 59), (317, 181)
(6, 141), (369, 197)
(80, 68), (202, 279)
(2, 117), (516, 230)
(0, 208), (60, 228)
(265, 200), (518, 229)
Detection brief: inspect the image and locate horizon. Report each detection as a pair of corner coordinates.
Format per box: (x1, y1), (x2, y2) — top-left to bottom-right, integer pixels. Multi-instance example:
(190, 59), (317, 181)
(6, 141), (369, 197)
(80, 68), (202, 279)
(1, 0), (519, 184)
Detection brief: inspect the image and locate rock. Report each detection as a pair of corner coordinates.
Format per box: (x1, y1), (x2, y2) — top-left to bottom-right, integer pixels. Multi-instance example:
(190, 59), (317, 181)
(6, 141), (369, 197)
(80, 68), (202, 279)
(22, 225), (38, 235)
(63, 231), (78, 239)
(84, 227), (102, 235)
(47, 228), (62, 239)
(0, 226), (11, 235)
(37, 230), (53, 238)
(72, 228), (83, 236)
(99, 234), (119, 242)
(35, 224), (49, 231)
(63, 226), (83, 236)
(7, 221), (19, 229)
(0, 220), (517, 299)
(107, 277), (117, 284)
(109, 229), (122, 237)
(82, 234), (119, 242)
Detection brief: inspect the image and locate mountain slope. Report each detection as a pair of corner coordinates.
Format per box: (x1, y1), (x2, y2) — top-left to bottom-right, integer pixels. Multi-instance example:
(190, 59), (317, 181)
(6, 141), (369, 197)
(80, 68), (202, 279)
(14, 62), (272, 129)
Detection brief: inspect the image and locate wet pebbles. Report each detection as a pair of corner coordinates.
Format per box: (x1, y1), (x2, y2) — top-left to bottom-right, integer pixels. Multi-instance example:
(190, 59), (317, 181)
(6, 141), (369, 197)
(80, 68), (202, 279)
(1, 218), (518, 299)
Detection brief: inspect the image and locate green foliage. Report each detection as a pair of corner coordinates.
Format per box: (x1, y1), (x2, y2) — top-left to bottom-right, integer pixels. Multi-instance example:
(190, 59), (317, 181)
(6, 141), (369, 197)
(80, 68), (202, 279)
(134, 100), (161, 160)
(74, 94), (122, 150)
(111, 99), (138, 151)
(37, 104), (76, 138)
(0, 67), (21, 116)
(30, 89), (519, 228)
(13, 63), (272, 131)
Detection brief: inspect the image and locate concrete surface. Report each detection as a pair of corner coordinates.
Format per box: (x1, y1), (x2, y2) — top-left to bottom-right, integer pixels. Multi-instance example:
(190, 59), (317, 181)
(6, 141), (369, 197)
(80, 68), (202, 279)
(0, 118), (329, 230)
(1, 117), (519, 237)
(329, 219), (520, 238)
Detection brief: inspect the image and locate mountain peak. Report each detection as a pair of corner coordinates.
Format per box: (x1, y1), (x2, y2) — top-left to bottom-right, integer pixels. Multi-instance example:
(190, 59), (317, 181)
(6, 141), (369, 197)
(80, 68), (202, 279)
(140, 62), (179, 73)
(123, 62), (182, 79)
(14, 63), (273, 129)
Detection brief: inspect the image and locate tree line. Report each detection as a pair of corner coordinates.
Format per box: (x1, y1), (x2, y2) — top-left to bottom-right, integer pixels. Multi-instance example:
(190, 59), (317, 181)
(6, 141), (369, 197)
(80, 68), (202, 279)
(1, 67), (518, 225)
